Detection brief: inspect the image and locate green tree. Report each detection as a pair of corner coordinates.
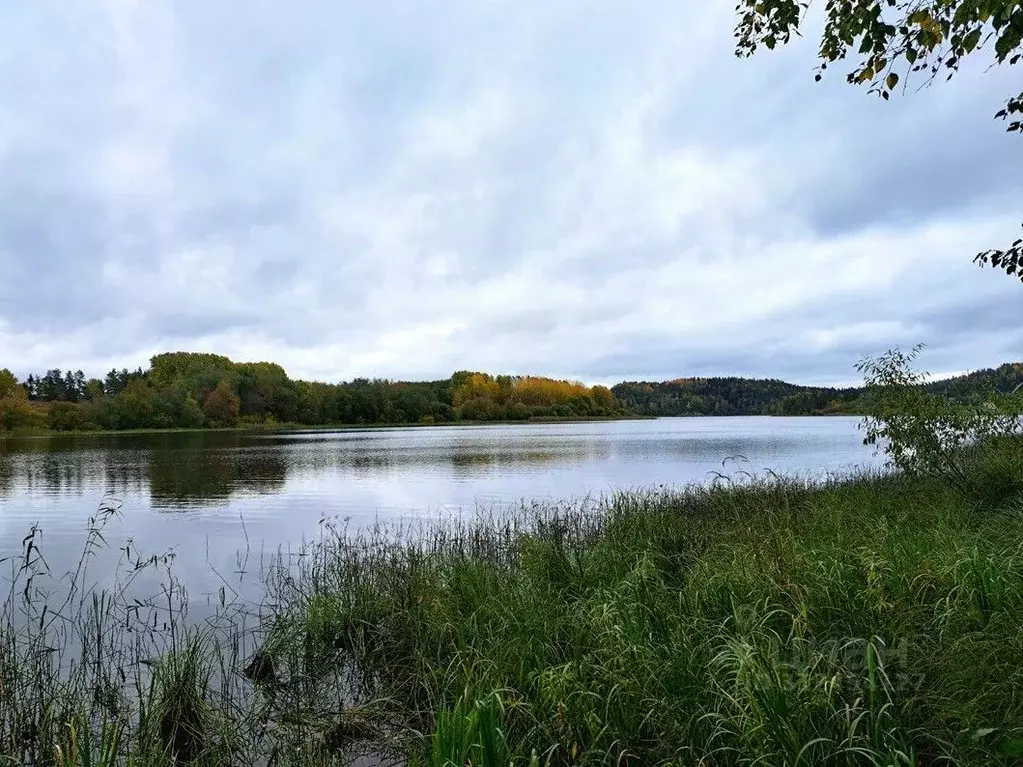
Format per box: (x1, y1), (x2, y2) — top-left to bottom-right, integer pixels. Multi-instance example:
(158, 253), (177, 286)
(149, 351), (234, 389)
(120, 379), (155, 428)
(203, 379), (241, 426)
(856, 345), (1021, 492)
(83, 378), (105, 401)
(734, 0), (1023, 280)
(180, 393), (206, 428)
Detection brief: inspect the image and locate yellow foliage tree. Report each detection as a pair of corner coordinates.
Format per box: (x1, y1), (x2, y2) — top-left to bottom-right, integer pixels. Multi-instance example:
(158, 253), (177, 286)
(591, 385), (615, 410)
(512, 377), (589, 408)
(0, 368), (33, 431)
(452, 373), (501, 407)
(451, 370), (620, 420)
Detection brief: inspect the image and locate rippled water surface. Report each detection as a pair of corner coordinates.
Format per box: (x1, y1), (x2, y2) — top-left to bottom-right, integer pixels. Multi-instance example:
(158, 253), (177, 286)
(0, 417), (880, 605)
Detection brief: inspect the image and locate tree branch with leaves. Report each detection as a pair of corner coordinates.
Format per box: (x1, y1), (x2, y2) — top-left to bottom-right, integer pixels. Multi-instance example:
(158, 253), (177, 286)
(735, 0), (1023, 281)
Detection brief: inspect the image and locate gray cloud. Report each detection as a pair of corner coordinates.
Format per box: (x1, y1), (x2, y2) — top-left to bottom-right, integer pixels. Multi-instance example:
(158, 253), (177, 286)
(799, 101), (1023, 237)
(0, 0), (1020, 384)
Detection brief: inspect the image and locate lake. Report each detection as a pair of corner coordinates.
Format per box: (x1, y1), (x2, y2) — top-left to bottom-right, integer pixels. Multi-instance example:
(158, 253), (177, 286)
(0, 416), (881, 609)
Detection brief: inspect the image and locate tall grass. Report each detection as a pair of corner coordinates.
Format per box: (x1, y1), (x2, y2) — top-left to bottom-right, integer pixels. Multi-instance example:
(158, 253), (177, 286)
(1, 440), (1022, 764)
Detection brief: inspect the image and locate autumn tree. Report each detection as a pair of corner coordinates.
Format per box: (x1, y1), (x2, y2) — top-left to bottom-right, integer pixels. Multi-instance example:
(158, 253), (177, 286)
(449, 370), (622, 420)
(591, 385), (616, 411)
(734, 0), (1023, 280)
(514, 377), (590, 408)
(203, 379), (241, 426)
(0, 369), (20, 400)
(0, 369), (34, 431)
(452, 373), (502, 408)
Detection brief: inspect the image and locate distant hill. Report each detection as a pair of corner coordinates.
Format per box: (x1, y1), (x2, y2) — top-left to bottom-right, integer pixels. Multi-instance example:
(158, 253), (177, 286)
(923, 363), (1023, 402)
(611, 363), (1023, 417)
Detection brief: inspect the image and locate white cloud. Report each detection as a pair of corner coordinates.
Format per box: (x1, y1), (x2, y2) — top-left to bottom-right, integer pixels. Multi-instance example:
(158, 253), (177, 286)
(0, 0), (1020, 385)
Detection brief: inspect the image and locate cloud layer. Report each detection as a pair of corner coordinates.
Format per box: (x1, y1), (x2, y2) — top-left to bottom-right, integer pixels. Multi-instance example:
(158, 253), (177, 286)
(0, 0), (1020, 386)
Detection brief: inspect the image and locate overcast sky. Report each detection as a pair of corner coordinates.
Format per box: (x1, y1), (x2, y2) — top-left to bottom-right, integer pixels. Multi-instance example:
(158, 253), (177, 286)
(0, 1), (1020, 387)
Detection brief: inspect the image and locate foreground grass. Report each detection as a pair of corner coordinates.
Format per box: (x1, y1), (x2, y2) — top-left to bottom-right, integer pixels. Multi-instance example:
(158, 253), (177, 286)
(2, 441), (1022, 764)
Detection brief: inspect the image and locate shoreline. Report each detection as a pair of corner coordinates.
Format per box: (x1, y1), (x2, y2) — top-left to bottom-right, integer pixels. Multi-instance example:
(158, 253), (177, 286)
(0, 413), (657, 440)
(0, 412), (872, 441)
(0, 411), (871, 441)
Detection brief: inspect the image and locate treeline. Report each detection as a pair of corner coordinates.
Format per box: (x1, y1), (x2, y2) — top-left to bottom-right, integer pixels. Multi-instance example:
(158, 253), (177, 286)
(20, 368), (144, 402)
(924, 362), (1023, 402)
(0, 352), (625, 432)
(611, 377), (865, 417)
(3, 353), (1022, 432)
(611, 362), (1023, 417)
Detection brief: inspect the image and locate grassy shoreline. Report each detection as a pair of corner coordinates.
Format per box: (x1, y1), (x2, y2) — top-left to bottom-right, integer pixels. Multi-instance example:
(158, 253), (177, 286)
(1, 440), (1021, 764)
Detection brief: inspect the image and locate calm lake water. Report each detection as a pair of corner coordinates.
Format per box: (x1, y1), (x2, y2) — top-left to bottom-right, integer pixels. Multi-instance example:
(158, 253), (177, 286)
(0, 417), (881, 608)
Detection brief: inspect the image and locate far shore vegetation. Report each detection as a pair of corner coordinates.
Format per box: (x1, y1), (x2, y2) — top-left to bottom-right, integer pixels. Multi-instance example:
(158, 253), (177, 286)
(0, 347), (1021, 763)
(2, 351), (1022, 434)
(0, 353), (627, 434)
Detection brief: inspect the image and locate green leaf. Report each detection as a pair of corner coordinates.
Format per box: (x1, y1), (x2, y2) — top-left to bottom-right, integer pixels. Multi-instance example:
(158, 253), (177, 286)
(905, 47), (918, 63)
(964, 28), (982, 52)
(995, 27), (1022, 61)
(886, 72), (899, 89)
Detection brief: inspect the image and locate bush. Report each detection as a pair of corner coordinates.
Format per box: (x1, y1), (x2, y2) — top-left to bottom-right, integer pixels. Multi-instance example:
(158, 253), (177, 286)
(505, 402), (531, 421)
(47, 401), (89, 431)
(856, 345), (1022, 495)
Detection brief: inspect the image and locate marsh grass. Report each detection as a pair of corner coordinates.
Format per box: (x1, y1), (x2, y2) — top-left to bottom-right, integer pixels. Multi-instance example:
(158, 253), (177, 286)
(1, 440), (1022, 764)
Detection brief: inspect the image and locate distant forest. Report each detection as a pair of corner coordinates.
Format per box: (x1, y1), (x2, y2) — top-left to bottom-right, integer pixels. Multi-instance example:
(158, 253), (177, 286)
(612, 363), (1023, 417)
(1, 352), (1021, 432)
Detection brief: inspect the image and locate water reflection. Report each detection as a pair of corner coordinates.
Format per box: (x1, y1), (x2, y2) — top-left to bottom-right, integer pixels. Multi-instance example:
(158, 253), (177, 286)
(148, 447), (289, 510)
(139, 433), (286, 509)
(0, 418), (881, 610)
(0, 433), (291, 509)
(0, 419), (880, 513)
(0, 457), (10, 497)
(0, 427), (612, 507)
